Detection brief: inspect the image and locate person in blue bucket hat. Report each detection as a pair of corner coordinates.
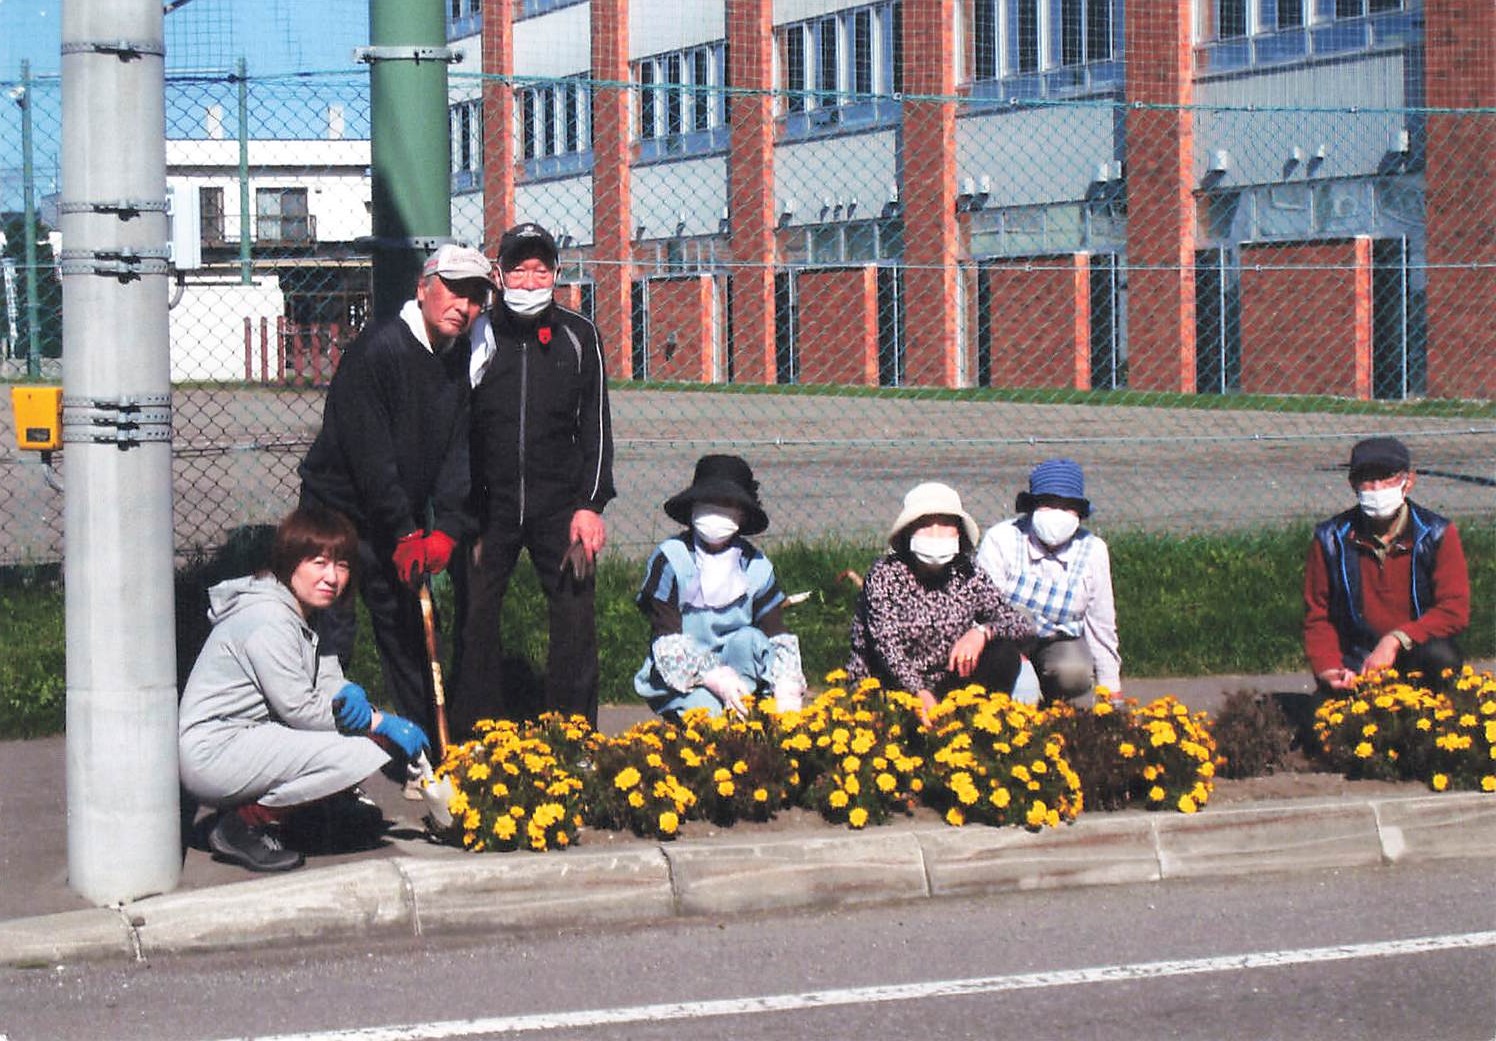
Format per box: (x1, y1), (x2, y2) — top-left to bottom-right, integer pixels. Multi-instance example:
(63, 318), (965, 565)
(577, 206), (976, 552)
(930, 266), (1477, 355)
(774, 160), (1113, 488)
(976, 459), (1121, 702)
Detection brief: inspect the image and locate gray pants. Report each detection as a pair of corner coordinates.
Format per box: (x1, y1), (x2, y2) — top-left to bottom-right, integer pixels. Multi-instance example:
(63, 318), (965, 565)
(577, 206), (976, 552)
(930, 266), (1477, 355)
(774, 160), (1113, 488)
(1032, 636), (1096, 702)
(180, 722), (391, 809)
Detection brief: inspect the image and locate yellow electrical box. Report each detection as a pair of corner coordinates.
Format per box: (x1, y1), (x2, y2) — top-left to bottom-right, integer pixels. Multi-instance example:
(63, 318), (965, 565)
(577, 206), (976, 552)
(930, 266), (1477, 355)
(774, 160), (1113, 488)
(11, 386), (63, 451)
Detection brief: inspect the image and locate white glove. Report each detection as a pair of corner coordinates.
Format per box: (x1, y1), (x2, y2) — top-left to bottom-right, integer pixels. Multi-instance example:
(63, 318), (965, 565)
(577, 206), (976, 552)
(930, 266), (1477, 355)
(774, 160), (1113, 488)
(407, 752), (455, 831)
(773, 679), (805, 713)
(701, 665), (750, 716)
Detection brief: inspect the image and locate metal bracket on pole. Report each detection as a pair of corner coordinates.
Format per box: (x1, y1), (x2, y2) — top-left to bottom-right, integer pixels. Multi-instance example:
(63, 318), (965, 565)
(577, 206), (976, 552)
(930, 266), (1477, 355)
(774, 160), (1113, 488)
(60, 40), (166, 60)
(62, 393), (172, 450)
(59, 248), (171, 281)
(354, 45), (463, 64)
(60, 199), (168, 219)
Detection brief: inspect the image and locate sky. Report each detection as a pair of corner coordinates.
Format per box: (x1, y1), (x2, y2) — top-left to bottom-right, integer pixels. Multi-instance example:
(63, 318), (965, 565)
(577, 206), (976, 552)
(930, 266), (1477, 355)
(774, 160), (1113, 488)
(0, 0), (370, 78)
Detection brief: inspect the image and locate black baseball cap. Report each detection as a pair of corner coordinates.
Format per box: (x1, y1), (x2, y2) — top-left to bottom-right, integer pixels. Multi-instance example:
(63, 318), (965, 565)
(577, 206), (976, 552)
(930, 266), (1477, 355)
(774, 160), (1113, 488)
(1348, 437), (1411, 479)
(497, 222), (559, 271)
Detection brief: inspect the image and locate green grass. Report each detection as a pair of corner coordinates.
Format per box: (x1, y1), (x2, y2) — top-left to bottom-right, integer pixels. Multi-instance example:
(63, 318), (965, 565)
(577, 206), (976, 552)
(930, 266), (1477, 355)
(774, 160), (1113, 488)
(2, 521), (1490, 739)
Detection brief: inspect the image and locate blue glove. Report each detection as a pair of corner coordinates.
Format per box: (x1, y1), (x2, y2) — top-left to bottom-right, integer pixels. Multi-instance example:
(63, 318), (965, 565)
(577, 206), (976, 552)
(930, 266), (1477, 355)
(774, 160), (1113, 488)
(374, 713), (430, 761)
(331, 683), (372, 734)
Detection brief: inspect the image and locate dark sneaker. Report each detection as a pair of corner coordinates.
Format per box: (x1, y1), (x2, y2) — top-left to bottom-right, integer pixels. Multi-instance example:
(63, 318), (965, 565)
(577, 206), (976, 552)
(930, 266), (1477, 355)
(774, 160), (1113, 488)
(209, 811), (304, 873)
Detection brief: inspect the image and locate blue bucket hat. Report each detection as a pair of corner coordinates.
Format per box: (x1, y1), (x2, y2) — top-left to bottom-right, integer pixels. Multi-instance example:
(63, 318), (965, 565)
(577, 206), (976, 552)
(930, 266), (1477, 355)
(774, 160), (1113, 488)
(1016, 458), (1091, 518)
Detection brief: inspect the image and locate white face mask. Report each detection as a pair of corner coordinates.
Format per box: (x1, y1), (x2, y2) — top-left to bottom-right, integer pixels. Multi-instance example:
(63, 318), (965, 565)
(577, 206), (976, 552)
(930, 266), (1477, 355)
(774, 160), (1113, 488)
(691, 505), (740, 546)
(503, 285), (552, 317)
(908, 533), (960, 567)
(1357, 483), (1406, 521)
(1030, 507), (1081, 548)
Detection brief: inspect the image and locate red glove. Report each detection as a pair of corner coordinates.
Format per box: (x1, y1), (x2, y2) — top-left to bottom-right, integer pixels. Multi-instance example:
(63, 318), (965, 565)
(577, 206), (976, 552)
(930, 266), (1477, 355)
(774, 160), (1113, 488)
(423, 530), (456, 574)
(392, 531), (426, 587)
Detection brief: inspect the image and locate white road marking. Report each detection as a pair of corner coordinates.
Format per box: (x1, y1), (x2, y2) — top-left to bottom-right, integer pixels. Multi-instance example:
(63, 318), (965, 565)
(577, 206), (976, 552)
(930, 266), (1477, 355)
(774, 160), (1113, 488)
(232, 930), (1496, 1041)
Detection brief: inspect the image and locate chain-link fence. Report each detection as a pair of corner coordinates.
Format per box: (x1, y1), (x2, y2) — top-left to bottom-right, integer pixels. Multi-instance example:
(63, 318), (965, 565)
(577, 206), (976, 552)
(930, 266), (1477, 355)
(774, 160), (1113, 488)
(2, 0), (1492, 569)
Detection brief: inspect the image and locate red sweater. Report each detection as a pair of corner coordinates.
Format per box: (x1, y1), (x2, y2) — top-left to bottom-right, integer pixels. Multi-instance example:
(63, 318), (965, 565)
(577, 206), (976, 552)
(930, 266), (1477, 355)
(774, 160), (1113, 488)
(1303, 514), (1470, 676)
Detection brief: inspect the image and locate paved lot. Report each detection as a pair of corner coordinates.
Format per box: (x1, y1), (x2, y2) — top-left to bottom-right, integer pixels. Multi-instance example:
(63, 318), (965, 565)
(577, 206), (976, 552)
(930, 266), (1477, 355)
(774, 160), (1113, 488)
(4, 385), (1493, 562)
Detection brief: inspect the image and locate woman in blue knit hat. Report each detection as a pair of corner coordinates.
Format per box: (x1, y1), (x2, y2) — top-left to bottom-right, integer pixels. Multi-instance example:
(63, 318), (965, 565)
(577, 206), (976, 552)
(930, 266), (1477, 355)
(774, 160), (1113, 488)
(975, 459), (1121, 702)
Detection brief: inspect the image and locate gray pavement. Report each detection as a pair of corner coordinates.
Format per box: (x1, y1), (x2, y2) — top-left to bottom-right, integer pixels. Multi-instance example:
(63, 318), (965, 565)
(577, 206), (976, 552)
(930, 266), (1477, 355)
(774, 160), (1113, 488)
(2, 669), (1494, 968)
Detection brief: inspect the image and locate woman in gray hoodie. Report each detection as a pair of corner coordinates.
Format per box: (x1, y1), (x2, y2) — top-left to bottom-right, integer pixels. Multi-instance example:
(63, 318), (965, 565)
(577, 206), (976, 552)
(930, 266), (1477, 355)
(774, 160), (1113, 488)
(179, 506), (429, 872)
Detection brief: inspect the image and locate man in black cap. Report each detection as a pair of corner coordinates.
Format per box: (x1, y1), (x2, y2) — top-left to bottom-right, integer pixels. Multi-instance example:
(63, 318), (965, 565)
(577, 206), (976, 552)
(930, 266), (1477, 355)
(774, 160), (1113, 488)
(1303, 436), (1469, 692)
(451, 222), (615, 731)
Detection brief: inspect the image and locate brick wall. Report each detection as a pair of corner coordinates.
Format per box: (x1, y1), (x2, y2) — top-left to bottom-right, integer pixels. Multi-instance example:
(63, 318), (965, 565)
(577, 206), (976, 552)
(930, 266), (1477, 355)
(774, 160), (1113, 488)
(1423, 0), (1496, 399)
(726, 0), (777, 384)
(1239, 238), (1372, 399)
(644, 276), (717, 382)
(591, 0), (634, 378)
(985, 256), (1091, 390)
(480, 0), (515, 250)
(796, 268), (879, 386)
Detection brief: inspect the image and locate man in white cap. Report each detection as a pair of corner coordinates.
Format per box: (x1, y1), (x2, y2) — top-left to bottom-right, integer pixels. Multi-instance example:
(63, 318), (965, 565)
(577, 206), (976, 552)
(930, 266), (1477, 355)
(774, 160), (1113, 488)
(299, 243), (492, 746)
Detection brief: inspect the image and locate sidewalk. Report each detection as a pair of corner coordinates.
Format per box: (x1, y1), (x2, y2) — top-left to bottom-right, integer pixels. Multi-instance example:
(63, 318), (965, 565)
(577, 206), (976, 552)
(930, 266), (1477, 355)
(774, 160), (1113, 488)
(3, 671), (1493, 967)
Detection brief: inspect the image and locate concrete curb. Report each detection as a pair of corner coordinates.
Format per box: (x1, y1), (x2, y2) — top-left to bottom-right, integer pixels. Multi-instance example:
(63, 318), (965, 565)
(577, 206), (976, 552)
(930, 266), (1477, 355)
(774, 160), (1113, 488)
(2, 792), (1491, 967)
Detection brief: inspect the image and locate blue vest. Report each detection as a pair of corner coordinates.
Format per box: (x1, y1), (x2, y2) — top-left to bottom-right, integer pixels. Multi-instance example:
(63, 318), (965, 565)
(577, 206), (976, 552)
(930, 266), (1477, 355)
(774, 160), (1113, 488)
(1313, 501), (1448, 663)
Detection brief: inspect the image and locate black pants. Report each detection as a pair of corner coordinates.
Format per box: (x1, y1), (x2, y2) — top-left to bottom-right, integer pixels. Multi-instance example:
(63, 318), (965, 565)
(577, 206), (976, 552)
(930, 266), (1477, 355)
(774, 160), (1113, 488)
(449, 510), (598, 735)
(933, 638), (1024, 699)
(314, 537), (434, 741)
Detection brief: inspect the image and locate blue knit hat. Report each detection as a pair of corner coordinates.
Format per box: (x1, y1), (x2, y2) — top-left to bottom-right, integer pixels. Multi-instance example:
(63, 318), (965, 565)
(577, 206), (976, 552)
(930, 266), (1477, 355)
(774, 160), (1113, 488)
(1016, 458), (1091, 518)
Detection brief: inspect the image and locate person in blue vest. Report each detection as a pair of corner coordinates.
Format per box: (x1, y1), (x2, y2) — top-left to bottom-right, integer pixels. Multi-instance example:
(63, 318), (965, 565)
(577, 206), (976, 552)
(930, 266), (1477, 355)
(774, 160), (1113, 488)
(634, 455), (807, 720)
(1304, 437), (1468, 693)
(976, 458), (1121, 702)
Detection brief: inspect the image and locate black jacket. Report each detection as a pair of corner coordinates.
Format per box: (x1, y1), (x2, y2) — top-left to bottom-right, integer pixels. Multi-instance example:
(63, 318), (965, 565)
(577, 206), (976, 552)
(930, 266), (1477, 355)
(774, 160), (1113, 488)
(469, 301), (615, 529)
(298, 309), (475, 546)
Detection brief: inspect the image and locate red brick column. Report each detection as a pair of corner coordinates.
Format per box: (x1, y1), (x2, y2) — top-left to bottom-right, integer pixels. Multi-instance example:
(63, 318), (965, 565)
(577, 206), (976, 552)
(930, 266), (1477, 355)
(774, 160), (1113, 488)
(1424, 0), (1496, 400)
(797, 268), (880, 385)
(1124, 0), (1195, 392)
(480, 0), (515, 252)
(592, 0), (634, 378)
(900, 0), (960, 387)
(645, 275), (716, 382)
(986, 256), (1092, 390)
(727, 0), (777, 384)
(1239, 238), (1372, 399)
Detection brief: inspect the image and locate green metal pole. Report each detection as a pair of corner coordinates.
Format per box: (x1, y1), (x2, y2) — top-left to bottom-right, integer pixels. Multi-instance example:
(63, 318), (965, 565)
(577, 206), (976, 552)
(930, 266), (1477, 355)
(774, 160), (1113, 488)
(236, 57), (252, 285)
(20, 60), (41, 377)
(368, 0), (453, 319)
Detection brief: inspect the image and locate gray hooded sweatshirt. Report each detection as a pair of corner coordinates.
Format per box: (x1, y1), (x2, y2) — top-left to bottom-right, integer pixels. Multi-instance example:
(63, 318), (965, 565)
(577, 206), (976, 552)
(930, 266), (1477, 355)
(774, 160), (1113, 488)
(179, 575), (388, 808)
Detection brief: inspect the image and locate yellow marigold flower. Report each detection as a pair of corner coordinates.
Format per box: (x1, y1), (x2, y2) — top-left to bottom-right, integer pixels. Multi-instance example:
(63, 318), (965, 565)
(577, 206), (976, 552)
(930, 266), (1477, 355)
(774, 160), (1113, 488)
(732, 759), (748, 775)
(1031, 760), (1048, 775)
(1361, 723), (1378, 737)
(716, 780), (735, 798)
(712, 766), (732, 783)
(509, 805), (526, 818)
(681, 748), (702, 767)
(990, 786), (1011, 808)
(1142, 765), (1159, 781)
(645, 753), (663, 768)
(613, 766), (642, 790)
(1431, 773), (1449, 792)
(828, 789), (849, 809)
(842, 755), (862, 773)
(627, 791), (645, 808)
(463, 809), (481, 830)
(449, 790), (470, 815)
(494, 815), (517, 840)
(1148, 785), (1165, 802)
(753, 787), (769, 803)
(1480, 776), (1495, 793)
(825, 668), (849, 684)
(658, 810), (679, 834)
(945, 807), (965, 827)
(876, 772), (897, 793)
(1092, 701), (1114, 716)
(1025, 801), (1049, 828)
(1178, 794), (1198, 814)
(844, 775), (861, 796)
(848, 806), (870, 829)
(468, 763), (492, 782)
(1354, 741), (1373, 758)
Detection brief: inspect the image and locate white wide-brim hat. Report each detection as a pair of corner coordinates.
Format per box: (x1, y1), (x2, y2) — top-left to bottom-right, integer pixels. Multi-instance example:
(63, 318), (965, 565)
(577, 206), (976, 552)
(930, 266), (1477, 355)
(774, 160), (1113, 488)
(888, 481), (979, 548)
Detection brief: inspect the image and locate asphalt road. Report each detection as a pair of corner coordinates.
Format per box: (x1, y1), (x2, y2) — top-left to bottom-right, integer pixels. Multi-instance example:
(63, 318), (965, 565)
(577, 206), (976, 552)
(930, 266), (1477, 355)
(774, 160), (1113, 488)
(4, 385), (1494, 562)
(3, 857), (1492, 1040)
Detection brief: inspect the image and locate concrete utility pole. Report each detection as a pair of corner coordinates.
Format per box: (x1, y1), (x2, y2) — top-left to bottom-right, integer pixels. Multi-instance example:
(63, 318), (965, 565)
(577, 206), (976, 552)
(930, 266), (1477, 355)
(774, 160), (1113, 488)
(60, 0), (180, 903)
(364, 0), (455, 319)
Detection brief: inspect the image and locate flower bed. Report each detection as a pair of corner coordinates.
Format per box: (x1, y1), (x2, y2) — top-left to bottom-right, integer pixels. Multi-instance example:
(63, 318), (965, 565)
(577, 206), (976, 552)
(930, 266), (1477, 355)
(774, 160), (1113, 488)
(431, 669), (1493, 853)
(1313, 667), (1496, 793)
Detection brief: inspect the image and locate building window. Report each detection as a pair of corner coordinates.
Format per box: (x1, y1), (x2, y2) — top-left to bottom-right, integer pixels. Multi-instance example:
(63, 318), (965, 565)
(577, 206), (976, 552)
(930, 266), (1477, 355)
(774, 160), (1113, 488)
(777, 3), (899, 136)
(968, 1), (1121, 98)
(255, 187), (311, 244)
(1195, 0), (1411, 71)
(199, 186), (225, 245)
(517, 75), (591, 178)
(445, 0), (481, 40)
(634, 43), (727, 161)
(449, 98), (483, 193)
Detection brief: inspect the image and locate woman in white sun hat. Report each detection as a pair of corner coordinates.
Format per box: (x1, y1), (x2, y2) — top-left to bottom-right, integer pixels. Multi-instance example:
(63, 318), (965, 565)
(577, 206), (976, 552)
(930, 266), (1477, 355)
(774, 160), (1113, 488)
(846, 482), (1034, 721)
